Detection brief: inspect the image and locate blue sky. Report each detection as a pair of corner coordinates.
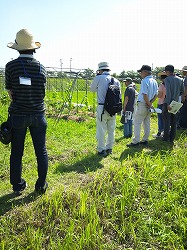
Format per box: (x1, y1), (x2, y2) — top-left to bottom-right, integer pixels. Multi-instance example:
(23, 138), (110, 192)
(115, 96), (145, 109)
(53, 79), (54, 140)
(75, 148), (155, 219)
(1, 0), (187, 73)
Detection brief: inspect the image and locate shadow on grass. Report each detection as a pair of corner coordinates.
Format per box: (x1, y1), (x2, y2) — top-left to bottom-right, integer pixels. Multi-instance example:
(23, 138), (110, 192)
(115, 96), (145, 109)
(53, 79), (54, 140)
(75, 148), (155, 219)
(55, 153), (105, 174)
(119, 137), (175, 162)
(0, 191), (42, 216)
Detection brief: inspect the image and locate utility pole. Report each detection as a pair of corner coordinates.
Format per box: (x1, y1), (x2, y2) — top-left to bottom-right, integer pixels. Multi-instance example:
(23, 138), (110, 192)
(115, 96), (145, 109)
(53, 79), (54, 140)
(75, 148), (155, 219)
(60, 59), (63, 72)
(70, 58), (72, 72)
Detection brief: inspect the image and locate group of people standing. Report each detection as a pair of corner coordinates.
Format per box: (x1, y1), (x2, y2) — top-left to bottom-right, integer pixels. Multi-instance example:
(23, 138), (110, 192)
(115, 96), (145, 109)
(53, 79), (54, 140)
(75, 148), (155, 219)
(91, 62), (185, 156)
(127, 64), (184, 146)
(3, 28), (186, 194)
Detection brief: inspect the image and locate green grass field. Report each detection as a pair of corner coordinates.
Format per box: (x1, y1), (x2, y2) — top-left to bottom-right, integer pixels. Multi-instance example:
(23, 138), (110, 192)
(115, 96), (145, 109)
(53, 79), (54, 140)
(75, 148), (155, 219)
(1, 92), (187, 249)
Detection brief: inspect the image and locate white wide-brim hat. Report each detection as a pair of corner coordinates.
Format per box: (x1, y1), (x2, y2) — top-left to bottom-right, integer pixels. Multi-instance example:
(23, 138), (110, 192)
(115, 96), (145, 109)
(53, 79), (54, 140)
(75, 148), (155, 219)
(7, 29), (41, 51)
(97, 62), (110, 71)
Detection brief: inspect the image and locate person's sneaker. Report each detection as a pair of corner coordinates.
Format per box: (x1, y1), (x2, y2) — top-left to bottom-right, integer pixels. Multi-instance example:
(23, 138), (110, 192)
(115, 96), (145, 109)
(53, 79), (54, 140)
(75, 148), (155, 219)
(106, 149), (112, 155)
(139, 140), (148, 146)
(126, 142), (139, 147)
(153, 132), (161, 138)
(98, 150), (107, 157)
(35, 182), (48, 194)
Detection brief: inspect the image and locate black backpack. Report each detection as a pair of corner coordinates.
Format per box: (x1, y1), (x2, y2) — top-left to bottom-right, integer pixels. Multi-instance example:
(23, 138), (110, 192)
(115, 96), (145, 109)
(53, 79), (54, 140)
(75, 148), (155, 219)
(104, 77), (122, 116)
(0, 120), (12, 145)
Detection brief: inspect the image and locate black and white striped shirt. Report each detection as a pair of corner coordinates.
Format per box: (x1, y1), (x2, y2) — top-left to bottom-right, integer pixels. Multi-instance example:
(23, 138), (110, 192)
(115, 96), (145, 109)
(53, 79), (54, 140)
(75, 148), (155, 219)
(5, 54), (46, 114)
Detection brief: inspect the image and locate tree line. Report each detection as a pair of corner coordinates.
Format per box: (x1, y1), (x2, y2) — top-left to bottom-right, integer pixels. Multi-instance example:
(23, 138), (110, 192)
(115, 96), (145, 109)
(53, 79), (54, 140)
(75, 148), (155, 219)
(58, 66), (182, 83)
(0, 66), (183, 84)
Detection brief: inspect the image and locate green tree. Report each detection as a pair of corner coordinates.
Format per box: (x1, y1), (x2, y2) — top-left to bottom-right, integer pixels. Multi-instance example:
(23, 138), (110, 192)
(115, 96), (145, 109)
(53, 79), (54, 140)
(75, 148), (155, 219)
(153, 67), (164, 79)
(81, 68), (95, 79)
(119, 70), (126, 80)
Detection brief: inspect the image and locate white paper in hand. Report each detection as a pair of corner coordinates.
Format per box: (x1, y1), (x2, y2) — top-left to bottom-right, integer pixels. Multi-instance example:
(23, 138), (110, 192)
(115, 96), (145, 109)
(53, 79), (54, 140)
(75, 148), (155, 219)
(149, 108), (162, 113)
(168, 101), (183, 114)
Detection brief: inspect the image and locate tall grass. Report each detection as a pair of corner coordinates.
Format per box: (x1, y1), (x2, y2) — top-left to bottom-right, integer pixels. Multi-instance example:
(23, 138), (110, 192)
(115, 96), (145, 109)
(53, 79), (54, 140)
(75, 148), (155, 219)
(0, 94), (187, 249)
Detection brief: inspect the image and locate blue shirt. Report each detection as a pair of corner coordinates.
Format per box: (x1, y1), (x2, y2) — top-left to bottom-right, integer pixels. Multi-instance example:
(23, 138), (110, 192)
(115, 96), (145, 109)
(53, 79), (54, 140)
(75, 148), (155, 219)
(137, 75), (158, 103)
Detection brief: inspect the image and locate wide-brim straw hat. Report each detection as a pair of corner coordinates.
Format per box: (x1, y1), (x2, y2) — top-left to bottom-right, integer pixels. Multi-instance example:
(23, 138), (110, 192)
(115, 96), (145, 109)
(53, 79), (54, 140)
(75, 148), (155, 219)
(7, 29), (41, 51)
(158, 72), (167, 77)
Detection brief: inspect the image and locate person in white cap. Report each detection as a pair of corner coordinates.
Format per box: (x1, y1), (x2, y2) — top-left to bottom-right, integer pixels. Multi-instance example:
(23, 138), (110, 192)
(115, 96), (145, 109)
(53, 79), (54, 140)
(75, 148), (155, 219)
(5, 29), (48, 195)
(90, 62), (121, 157)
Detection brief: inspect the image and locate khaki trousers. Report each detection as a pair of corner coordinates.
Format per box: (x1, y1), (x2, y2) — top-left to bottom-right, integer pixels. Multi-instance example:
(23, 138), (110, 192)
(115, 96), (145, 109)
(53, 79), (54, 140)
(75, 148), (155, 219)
(132, 102), (151, 144)
(96, 105), (116, 152)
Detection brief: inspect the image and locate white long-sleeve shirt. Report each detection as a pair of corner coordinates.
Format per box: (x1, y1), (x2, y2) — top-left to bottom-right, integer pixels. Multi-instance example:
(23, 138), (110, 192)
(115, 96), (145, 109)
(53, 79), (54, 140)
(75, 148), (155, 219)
(90, 71), (121, 104)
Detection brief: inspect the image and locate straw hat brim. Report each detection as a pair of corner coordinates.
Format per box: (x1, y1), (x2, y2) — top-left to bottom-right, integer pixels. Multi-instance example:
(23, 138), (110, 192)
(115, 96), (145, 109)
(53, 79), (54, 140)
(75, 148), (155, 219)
(7, 41), (41, 50)
(158, 72), (167, 77)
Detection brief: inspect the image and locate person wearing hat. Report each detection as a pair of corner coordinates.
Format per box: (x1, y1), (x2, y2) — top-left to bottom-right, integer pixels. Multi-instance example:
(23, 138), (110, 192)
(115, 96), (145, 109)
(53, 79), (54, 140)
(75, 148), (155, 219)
(122, 77), (135, 138)
(5, 29), (48, 194)
(162, 64), (184, 143)
(153, 72), (167, 138)
(90, 62), (121, 157)
(181, 66), (187, 102)
(127, 65), (158, 147)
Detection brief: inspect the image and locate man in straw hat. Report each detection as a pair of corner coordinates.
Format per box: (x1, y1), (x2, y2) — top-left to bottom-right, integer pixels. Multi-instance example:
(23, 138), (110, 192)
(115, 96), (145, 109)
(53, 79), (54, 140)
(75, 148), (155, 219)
(153, 72), (167, 138)
(181, 66), (187, 102)
(90, 62), (121, 157)
(5, 29), (48, 195)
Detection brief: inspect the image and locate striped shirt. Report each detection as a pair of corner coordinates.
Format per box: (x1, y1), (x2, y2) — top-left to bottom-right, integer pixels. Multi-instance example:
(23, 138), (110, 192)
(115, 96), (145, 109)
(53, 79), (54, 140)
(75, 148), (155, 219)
(5, 54), (46, 114)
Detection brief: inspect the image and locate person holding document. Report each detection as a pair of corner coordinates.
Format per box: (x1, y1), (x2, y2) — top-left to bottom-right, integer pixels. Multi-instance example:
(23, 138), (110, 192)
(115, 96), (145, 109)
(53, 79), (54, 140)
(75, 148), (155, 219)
(162, 65), (184, 143)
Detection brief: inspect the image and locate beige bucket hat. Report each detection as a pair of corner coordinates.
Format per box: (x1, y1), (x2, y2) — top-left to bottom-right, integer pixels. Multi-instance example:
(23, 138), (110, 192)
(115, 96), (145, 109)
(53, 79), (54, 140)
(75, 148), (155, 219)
(7, 29), (41, 51)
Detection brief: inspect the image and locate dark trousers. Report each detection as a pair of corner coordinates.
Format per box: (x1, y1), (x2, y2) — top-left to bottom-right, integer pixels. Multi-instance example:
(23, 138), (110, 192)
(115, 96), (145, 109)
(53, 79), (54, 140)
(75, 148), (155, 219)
(162, 103), (177, 142)
(124, 119), (133, 137)
(157, 104), (164, 133)
(10, 113), (48, 190)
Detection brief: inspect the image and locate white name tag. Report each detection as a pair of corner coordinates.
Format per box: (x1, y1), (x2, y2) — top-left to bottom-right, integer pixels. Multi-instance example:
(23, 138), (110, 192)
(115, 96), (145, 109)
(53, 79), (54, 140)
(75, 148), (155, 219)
(19, 77), (31, 86)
